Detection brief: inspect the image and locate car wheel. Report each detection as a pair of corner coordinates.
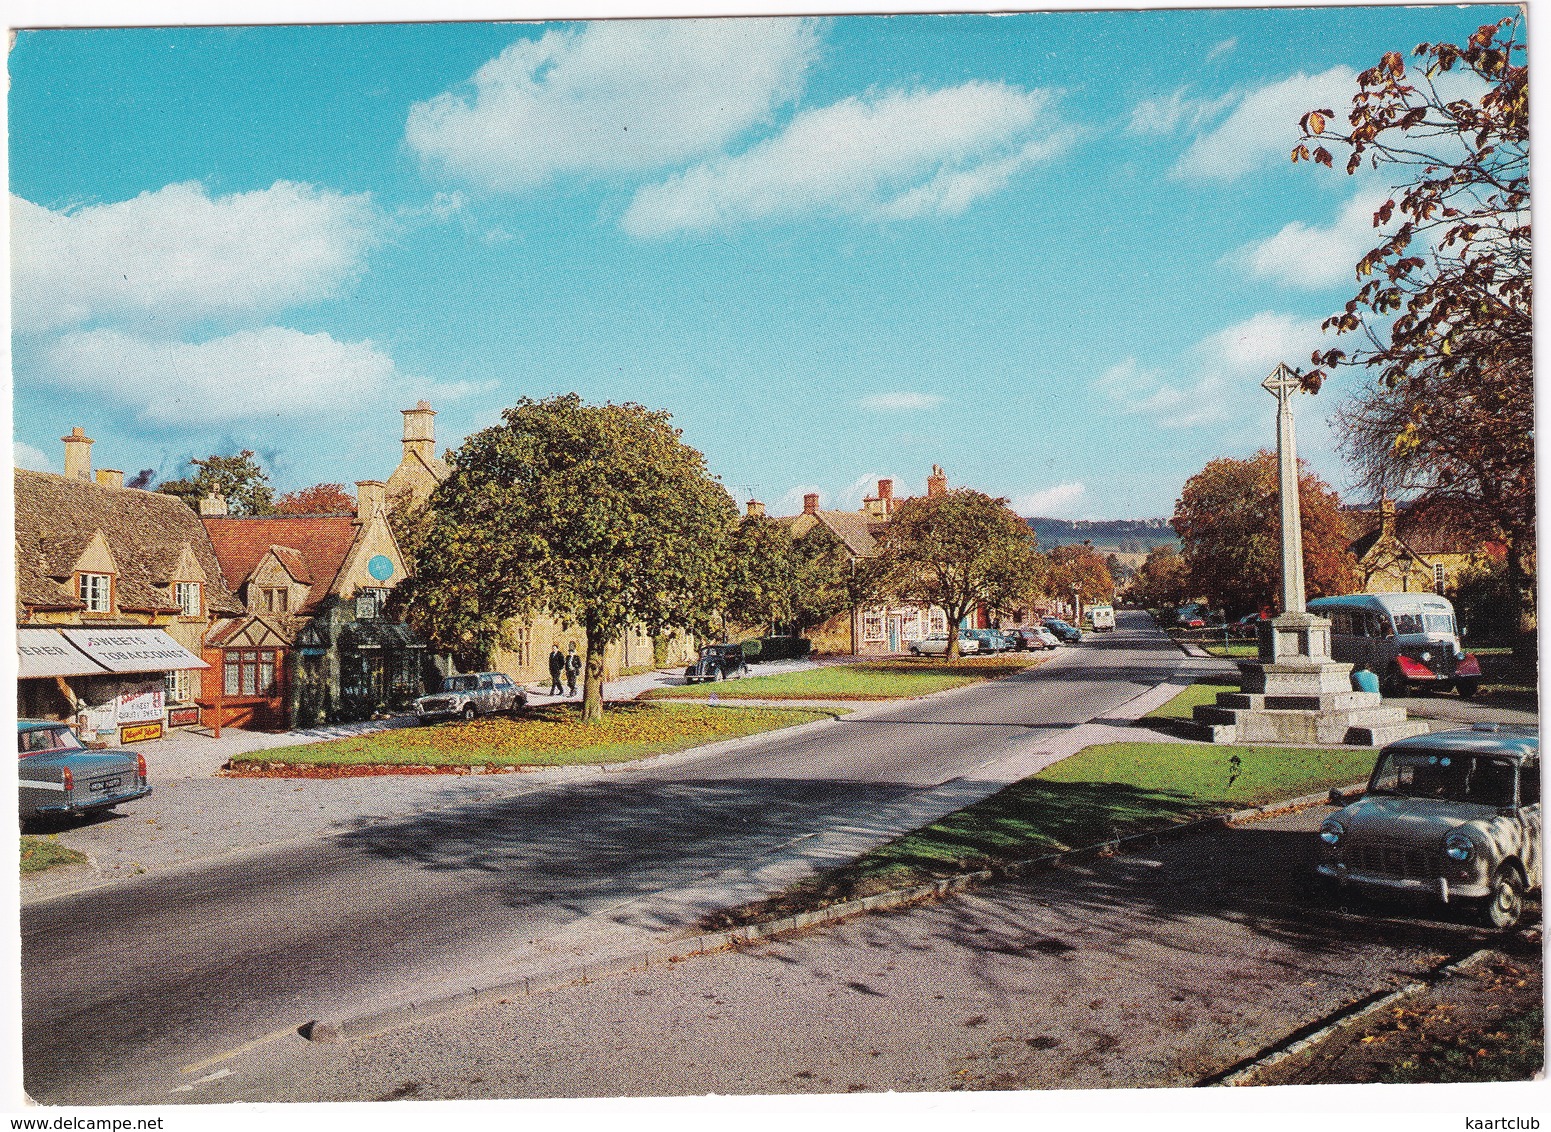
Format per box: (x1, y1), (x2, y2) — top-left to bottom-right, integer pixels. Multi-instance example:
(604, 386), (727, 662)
(909, 647), (921, 656)
(1455, 678), (1480, 699)
(461, 703), (477, 722)
(1381, 665), (1406, 698)
(1479, 865), (1526, 931)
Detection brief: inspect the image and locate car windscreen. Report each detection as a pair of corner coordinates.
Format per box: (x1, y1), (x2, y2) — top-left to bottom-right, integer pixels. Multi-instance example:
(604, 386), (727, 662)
(1370, 751), (1518, 806)
(19, 726), (84, 755)
(1391, 611), (1425, 635)
(1423, 613), (1457, 635)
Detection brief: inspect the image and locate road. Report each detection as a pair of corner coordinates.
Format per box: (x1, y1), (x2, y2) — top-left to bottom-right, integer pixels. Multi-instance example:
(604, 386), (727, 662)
(22, 612), (1195, 1104)
(177, 803), (1527, 1102)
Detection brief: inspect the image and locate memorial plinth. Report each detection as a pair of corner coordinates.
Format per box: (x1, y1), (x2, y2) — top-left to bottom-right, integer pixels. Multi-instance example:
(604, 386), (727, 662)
(1191, 365), (1427, 748)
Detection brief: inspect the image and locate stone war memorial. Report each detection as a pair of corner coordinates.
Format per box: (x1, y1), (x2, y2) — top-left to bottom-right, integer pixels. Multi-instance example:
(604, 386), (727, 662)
(1194, 364), (1429, 747)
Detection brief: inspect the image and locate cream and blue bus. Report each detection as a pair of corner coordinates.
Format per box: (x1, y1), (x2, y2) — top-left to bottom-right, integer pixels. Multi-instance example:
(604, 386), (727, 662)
(1306, 592), (1482, 698)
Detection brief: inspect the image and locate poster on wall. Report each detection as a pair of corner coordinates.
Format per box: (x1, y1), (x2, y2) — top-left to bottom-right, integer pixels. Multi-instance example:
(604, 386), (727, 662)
(115, 689), (165, 724)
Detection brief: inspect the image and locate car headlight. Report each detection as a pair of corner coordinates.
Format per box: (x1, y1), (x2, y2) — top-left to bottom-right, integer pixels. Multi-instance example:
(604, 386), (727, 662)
(1320, 818), (1345, 846)
(1443, 830), (1475, 862)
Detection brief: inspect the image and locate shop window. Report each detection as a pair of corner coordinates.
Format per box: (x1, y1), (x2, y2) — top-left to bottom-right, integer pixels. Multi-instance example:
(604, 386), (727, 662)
(165, 669), (193, 704)
(175, 581), (202, 617)
(863, 612), (885, 642)
(79, 573), (112, 613)
(225, 649), (278, 697)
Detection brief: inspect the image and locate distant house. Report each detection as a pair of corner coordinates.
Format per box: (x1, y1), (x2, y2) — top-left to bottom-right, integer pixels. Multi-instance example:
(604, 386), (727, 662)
(14, 430), (244, 744)
(201, 481), (434, 729)
(1343, 497), (1500, 597)
(780, 466), (959, 655)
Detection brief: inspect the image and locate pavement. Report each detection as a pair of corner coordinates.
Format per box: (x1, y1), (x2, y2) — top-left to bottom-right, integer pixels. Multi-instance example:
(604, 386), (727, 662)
(151, 802), (1530, 1103)
(22, 615), (1220, 1104)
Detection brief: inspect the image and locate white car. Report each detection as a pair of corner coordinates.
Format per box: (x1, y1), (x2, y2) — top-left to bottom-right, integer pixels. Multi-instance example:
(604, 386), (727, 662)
(908, 632), (981, 657)
(414, 672), (527, 722)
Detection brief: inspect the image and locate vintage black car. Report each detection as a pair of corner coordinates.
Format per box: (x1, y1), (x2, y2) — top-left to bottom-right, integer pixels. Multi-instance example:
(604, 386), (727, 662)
(685, 643), (750, 683)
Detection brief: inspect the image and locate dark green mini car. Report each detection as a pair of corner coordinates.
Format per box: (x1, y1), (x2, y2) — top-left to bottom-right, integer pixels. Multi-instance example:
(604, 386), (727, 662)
(18, 720), (152, 830)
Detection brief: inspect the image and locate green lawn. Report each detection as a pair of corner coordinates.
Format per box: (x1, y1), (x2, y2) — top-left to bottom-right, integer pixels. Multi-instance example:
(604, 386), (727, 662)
(642, 656), (1045, 701)
(231, 702), (837, 769)
(20, 835), (88, 874)
(704, 740), (1376, 928)
(1144, 682), (1237, 722)
(1199, 641), (1259, 658)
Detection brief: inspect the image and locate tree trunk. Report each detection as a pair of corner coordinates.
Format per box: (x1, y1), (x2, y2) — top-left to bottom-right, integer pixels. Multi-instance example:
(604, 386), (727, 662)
(581, 614), (607, 724)
(1504, 536), (1537, 661)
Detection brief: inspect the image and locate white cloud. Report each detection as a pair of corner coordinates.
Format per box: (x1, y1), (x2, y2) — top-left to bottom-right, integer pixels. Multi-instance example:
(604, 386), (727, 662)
(405, 18), (820, 191)
(1012, 482), (1085, 517)
(622, 83), (1073, 237)
(1092, 312), (1328, 429)
(39, 327), (469, 427)
(858, 391), (944, 412)
(1174, 67), (1356, 180)
(1206, 38), (1238, 62)
(1233, 190), (1391, 289)
(774, 483), (824, 515)
(13, 440), (52, 472)
(11, 182), (384, 335)
(835, 472), (919, 511)
(1126, 88), (1235, 136)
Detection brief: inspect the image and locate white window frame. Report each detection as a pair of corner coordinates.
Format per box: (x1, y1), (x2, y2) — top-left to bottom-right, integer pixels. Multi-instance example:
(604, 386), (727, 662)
(79, 573), (111, 613)
(1433, 563), (1447, 593)
(929, 609), (948, 635)
(863, 612), (886, 642)
(175, 581), (202, 617)
(164, 669), (193, 704)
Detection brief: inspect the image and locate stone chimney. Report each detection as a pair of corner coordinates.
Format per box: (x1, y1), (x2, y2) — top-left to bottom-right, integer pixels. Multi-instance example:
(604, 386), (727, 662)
(356, 480), (387, 524)
(746, 499), (766, 518)
(94, 469), (124, 489)
(927, 464), (948, 498)
(803, 492), (820, 516)
(401, 401), (436, 462)
(198, 493), (228, 517)
(1379, 494), (1397, 537)
(61, 427), (93, 482)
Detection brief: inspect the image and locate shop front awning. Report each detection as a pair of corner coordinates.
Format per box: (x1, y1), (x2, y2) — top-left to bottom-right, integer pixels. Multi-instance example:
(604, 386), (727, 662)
(59, 628), (209, 673)
(339, 622), (428, 651)
(17, 628), (111, 678)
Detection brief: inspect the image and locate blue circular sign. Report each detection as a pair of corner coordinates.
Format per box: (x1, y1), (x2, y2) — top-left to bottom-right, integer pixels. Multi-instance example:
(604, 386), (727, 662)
(368, 554), (395, 581)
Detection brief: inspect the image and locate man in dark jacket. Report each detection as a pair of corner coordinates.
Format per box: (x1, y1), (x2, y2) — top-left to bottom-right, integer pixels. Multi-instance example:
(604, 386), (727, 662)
(547, 643), (565, 697)
(565, 641), (582, 697)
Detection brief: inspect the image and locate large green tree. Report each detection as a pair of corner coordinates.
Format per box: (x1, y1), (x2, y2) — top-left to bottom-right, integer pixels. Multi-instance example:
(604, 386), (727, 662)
(401, 395), (737, 722)
(1294, 17), (1533, 633)
(1172, 451), (1356, 617)
(1129, 544), (1191, 610)
(721, 514), (798, 634)
(158, 450), (276, 516)
(1046, 543), (1116, 613)
(873, 489), (1042, 660)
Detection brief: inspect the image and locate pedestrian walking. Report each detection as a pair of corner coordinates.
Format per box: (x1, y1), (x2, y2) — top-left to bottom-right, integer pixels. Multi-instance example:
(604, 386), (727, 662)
(547, 643), (565, 697)
(565, 641), (582, 697)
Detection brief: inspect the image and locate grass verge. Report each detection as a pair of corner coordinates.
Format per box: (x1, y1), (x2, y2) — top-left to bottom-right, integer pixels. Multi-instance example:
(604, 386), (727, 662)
(229, 702), (837, 771)
(1144, 681), (1237, 722)
(702, 740), (1375, 929)
(642, 655), (1046, 701)
(1199, 642), (1258, 658)
(20, 835), (89, 874)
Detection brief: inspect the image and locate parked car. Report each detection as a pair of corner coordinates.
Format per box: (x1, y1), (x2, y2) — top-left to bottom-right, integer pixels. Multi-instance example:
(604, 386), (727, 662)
(1003, 627), (1054, 651)
(1316, 724), (1541, 929)
(18, 720), (151, 830)
(909, 632), (981, 657)
(1042, 617), (1083, 644)
(1308, 592), (1482, 698)
(684, 643), (750, 683)
(414, 672), (527, 722)
(1032, 626), (1062, 649)
(962, 628), (1012, 653)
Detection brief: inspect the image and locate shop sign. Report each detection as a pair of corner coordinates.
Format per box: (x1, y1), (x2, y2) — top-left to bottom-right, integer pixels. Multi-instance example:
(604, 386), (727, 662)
(116, 689), (165, 724)
(168, 706), (202, 728)
(16, 628), (108, 678)
(120, 722), (164, 744)
(61, 628), (207, 674)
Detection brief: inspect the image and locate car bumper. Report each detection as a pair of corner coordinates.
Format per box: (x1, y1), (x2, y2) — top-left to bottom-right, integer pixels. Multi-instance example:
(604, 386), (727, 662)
(36, 784), (152, 816)
(1315, 862), (1490, 902)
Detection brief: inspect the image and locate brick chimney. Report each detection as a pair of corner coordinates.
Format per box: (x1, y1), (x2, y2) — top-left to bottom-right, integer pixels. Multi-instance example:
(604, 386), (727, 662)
(61, 427), (93, 481)
(803, 492), (820, 516)
(746, 499), (766, 518)
(94, 469), (124, 489)
(356, 480), (387, 524)
(198, 492), (228, 517)
(927, 464), (948, 498)
(401, 401), (436, 462)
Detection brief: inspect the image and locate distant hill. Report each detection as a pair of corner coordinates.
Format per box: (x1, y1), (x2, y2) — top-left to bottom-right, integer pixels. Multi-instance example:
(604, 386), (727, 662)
(1024, 517), (1177, 556)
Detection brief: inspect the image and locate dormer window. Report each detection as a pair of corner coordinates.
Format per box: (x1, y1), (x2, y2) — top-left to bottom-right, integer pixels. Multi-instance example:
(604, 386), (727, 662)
(78, 573), (112, 613)
(175, 581), (202, 617)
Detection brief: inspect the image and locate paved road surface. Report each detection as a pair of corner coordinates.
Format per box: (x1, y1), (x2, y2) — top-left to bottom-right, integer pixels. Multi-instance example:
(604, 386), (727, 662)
(159, 804), (1525, 1103)
(23, 612), (1195, 1103)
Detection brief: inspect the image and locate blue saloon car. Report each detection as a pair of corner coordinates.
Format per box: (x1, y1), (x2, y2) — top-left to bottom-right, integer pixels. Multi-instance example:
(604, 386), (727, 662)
(18, 720), (151, 830)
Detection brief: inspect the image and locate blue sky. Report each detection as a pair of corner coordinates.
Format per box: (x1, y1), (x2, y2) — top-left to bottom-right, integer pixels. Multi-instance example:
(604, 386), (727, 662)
(8, 3), (1517, 519)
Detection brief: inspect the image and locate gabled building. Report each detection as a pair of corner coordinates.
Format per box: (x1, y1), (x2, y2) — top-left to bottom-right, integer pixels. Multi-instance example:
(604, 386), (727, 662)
(14, 430), (243, 743)
(1343, 497), (1501, 597)
(201, 481), (432, 728)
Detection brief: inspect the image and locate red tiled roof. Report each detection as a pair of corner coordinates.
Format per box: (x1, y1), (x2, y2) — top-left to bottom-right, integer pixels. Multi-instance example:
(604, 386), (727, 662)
(270, 545), (314, 584)
(202, 515), (359, 614)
